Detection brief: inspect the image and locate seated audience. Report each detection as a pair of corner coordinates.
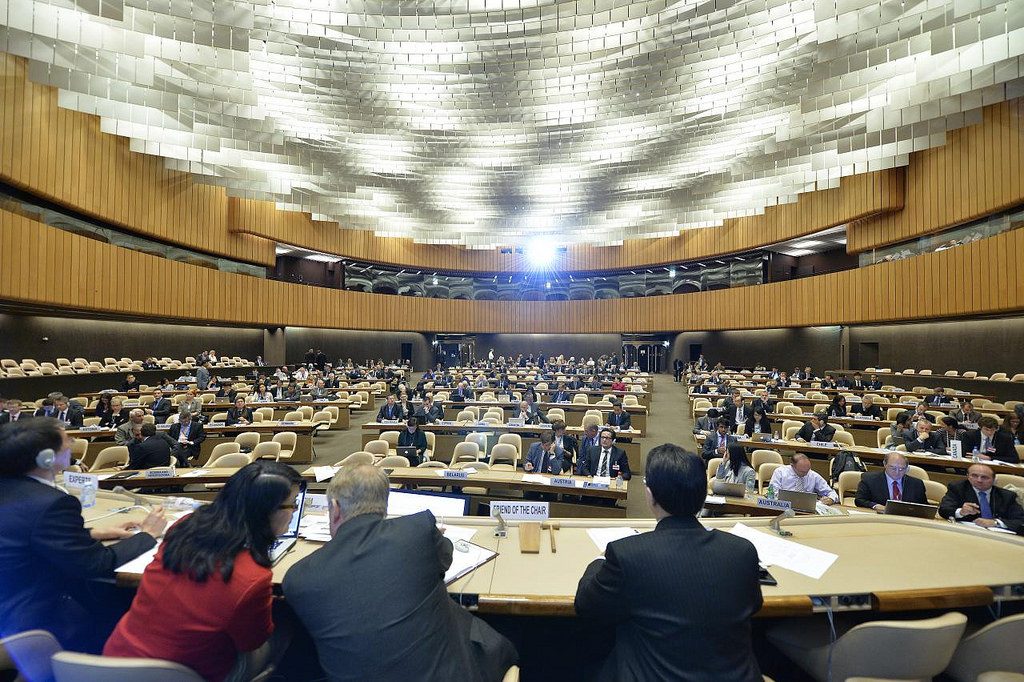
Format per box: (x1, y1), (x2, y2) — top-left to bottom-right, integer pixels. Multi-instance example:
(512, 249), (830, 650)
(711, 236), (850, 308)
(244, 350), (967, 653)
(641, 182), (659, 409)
(550, 383), (572, 403)
(283, 465), (517, 681)
(397, 418), (427, 465)
(904, 418), (945, 454)
(94, 392), (115, 420)
(168, 410), (206, 467)
(827, 395), (847, 418)
(226, 397), (255, 426)
(905, 402), (936, 424)
(551, 420), (578, 473)
(693, 407), (722, 434)
(715, 444), (757, 492)
(575, 444), (762, 681)
(37, 396), (84, 428)
(125, 422), (174, 469)
(741, 407), (772, 437)
(148, 388), (172, 424)
(451, 381), (475, 402)
(890, 412), (915, 447)
(866, 374), (883, 390)
(851, 394), (883, 420)
(0, 399), (29, 424)
(938, 463), (1024, 530)
(105, 462), (301, 681)
(924, 387), (950, 405)
(0, 418), (166, 651)
(114, 408), (146, 446)
(606, 402), (632, 430)
(121, 373), (141, 393)
(524, 431), (563, 474)
(935, 416), (966, 451)
(961, 415), (1018, 463)
(768, 453), (837, 504)
(99, 397), (131, 429)
(1001, 414), (1023, 445)
(512, 400), (547, 425)
(178, 388), (204, 420)
(413, 395), (444, 424)
(854, 452), (927, 511)
(793, 412), (835, 443)
(577, 428), (630, 479)
(951, 400), (980, 426)
(376, 394), (406, 422)
(253, 382), (274, 402)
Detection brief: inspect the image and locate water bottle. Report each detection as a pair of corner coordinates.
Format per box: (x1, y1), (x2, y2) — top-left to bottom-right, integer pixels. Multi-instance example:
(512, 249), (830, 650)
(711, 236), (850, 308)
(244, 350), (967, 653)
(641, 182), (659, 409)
(765, 483), (776, 500)
(971, 447), (980, 463)
(615, 473), (624, 489)
(773, 431), (779, 442)
(80, 485), (97, 509)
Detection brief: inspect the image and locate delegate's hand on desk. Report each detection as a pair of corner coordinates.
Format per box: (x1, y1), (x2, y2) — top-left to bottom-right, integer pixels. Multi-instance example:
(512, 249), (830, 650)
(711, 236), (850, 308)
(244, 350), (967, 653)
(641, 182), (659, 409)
(523, 461), (535, 472)
(90, 506), (168, 541)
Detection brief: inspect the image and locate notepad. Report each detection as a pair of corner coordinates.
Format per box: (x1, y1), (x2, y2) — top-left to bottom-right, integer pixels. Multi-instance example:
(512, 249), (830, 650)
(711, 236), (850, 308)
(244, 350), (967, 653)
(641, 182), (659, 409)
(117, 543), (160, 575)
(444, 541), (497, 585)
(586, 527), (639, 553)
(728, 523), (838, 579)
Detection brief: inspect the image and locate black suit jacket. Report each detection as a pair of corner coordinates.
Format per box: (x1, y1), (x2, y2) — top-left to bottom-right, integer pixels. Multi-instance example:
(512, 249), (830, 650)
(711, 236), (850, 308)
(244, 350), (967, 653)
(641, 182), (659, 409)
(852, 403), (883, 419)
(796, 423), (835, 442)
(0, 477), (156, 647)
(607, 411), (632, 430)
(226, 407), (254, 426)
(938, 480), (1024, 524)
(283, 512), (515, 682)
(575, 515), (762, 682)
(905, 432), (945, 455)
(376, 403), (406, 421)
(149, 398), (172, 423)
(126, 434), (173, 469)
(855, 471), (927, 508)
(166, 421), (206, 459)
(961, 429), (1019, 463)
(413, 404), (444, 424)
(577, 444), (631, 479)
(555, 434), (579, 473)
(35, 407), (84, 428)
(0, 412), (31, 425)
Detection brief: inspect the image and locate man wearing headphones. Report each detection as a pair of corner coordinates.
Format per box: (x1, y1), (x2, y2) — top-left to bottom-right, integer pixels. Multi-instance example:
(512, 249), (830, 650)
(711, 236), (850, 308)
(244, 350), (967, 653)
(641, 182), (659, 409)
(0, 418), (167, 652)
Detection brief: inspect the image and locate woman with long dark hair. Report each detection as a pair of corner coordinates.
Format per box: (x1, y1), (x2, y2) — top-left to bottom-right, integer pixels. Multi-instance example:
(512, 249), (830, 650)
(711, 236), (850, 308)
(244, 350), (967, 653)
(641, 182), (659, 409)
(828, 395), (848, 418)
(714, 444), (757, 492)
(105, 461), (302, 681)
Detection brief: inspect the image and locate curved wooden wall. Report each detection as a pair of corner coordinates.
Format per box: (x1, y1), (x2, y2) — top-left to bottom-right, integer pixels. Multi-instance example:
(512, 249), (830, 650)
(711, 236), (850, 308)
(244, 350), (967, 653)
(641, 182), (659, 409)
(0, 56), (275, 267)
(847, 100), (1024, 253)
(3, 208), (1021, 333)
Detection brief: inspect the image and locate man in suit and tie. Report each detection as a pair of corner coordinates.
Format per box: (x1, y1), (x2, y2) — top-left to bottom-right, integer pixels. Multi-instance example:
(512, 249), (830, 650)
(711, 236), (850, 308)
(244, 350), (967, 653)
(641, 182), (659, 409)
(147, 389), (172, 424)
(578, 428), (631, 480)
(45, 396), (83, 428)
(125, 423), (174, 470)
(904, 419), (945, 455)
(951, 400), (980, 426)
(866, 374), (883, 390)
(196, 361), (211, 391)
(701, 418), (736, 463)
(939, 463), (1024, 529)
(723, 389), (749, 431)
(961, 416), (1019, 463)
(606, 402), (632, 430)
(851, 395), (884, 420)
(376, 394), (405, 422)
(226, 397), (255, 426)
(550, 382), (572, 403)
(794, 412), (835, 443)
(283, 465), (517, 681)
(167, 410), (206, 467)
(0, 418), (167, 651)
(524, 432), (564, 475)
(452, 381), (474, 403)
(0, 399), (30, 425)
(924, 387), (950, 406)
(855, 452), (928, 511)
(413, 395), (444, 424)
(575, 444), (763, 681)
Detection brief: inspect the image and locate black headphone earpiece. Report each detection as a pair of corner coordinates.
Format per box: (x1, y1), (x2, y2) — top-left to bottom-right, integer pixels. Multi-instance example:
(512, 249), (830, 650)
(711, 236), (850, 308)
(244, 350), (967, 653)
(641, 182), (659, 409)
(36, 448), (56, 469)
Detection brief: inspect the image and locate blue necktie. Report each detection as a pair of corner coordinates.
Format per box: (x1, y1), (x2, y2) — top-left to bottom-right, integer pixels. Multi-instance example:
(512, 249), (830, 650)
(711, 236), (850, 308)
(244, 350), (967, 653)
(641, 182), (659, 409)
(978, 491), (993, 519)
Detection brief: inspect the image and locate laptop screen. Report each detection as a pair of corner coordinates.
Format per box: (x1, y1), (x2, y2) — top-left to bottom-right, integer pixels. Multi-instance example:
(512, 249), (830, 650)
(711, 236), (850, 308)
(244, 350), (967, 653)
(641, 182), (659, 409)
(280, 482), (308, 539)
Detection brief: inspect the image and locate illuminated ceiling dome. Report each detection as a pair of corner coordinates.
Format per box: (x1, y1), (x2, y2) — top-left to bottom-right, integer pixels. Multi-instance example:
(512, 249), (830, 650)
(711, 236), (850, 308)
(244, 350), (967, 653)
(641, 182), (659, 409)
(2, 0), (1022, 247)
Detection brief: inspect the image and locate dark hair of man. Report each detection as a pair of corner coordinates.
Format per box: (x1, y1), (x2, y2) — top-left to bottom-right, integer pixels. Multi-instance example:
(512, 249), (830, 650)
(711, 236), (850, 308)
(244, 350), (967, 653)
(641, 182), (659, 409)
(941, 416), (958, 428)
(551, 419), (566, 432)
(599, 427), (616, 440)
(162, 461), (302, 582)
(813, 411), (828, 423)
(977, 415), (999, 430)
(0, 418), (65, 476)
(644, 444), (706, 517)
(539, 431), (554, 445)
(895, 412), (911, 426)
(726, 444), (752, 477)
(716, 417), (731, 429)
(406, 417), (419, 428)
(140, 422), (156, 437)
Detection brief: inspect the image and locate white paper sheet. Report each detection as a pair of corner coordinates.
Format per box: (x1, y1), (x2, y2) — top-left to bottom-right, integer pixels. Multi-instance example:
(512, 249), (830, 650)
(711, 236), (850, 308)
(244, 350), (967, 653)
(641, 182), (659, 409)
(520, 473), (550, 484)
(728, 523), (838, 580)
(704, 495), (727, 505)
(586, 527), (638, 553)
(182, 469), (210, 478)
(312, 466), (339, 482)
(441, 525), (478, 543)
(444, 541), (497, 585)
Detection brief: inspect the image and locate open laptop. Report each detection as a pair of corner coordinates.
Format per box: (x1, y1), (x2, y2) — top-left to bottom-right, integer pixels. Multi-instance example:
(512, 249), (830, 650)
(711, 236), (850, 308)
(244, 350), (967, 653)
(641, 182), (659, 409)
(711, 480), (747, 498)
(746, 432), (773, 442)
(884, 500), (939, 519)
(778, 489), (819, 513)
(395, 446), (418, 464)
(270, 481), (308, 564)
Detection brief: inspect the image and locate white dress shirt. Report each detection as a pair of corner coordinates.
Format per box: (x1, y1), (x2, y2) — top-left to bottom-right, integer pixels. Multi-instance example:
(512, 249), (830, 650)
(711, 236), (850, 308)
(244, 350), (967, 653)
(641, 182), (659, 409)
(769, 465), (838, 502)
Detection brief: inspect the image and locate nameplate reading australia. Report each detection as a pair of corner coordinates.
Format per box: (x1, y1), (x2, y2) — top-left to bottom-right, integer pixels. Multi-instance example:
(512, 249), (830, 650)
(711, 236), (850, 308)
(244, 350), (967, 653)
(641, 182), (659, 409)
(145, 467), (176, 478)
(550, 477), (576, 487)
(442, 470), (470, 480)
(755, 497), (792, 511)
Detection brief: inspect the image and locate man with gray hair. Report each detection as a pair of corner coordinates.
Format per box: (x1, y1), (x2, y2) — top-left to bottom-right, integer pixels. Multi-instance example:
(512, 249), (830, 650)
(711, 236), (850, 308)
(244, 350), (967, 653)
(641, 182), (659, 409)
(114, 408), (146, 446)
(283, 465), (517, 681)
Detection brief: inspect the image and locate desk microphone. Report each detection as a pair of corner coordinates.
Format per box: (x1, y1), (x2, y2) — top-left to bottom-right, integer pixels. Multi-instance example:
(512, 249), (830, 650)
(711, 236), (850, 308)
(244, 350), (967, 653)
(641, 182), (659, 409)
(112, 485), (153, 508)
(769, 508), (795, 537)
(493, 511), (508, 538)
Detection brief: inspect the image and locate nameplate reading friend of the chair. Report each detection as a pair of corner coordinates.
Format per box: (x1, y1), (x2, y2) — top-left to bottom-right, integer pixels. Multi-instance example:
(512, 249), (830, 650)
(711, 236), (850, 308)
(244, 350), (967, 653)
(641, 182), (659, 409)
(442, 470), (470, 480)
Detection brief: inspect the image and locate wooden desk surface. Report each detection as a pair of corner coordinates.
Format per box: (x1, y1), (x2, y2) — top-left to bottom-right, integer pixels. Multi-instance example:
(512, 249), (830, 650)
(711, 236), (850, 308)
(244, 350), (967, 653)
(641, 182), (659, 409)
(92, 492), (1024, 618)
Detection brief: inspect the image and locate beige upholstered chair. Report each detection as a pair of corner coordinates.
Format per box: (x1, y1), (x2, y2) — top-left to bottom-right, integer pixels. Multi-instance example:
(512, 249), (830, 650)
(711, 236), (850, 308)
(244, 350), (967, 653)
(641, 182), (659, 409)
(837, 470), (863, 505)
(251, 441), (281, 460)
(767, 612), (967, 682)
(756, 463), (782, 493)
(488, 443), (518, 470)
(364, 440), (390, 458)
(945, 613), (1024, 681)
(497, 433), (522, 460)
(52, 650), (205, 681)
(451, 441), (480, 463)
(89, 446), (129, 471)
(271, 432), (297, 460)
(0, 629), (62, 682)
(234, 431), (261, 452)
(334, 451), (375, 467)
(750, 450), (783, 471)
(376, 455), (413, 468)
(207, 452), (252, 468)
(464, 432), (489, 458)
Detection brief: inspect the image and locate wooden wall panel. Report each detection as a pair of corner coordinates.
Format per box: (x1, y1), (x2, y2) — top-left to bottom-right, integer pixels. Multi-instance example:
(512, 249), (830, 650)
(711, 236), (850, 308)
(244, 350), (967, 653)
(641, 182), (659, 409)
(230, 168), (903, 272)
(0, 56), (275, 267)
(848, 101), (1024, 253)
(3, 209), (1021, 333)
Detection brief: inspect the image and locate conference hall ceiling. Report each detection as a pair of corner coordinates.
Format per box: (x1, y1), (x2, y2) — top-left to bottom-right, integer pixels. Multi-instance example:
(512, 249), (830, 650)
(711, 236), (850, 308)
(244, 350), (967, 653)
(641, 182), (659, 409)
(2, 0), (1022, 247)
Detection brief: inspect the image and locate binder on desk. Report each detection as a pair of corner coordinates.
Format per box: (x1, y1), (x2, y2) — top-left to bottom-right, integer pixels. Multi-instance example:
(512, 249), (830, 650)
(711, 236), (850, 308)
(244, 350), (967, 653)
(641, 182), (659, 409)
(444, 542), (498, 585)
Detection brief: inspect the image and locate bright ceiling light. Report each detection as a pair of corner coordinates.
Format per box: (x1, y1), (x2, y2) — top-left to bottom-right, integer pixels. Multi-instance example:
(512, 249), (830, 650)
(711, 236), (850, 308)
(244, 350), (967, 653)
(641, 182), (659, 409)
(525, 237), (558, 268)
(791, 241), (824, 249)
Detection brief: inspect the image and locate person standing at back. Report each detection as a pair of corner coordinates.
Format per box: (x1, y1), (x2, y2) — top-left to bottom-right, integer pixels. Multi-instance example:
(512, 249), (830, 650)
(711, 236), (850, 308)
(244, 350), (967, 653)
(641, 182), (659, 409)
(575, 444), (763, 681)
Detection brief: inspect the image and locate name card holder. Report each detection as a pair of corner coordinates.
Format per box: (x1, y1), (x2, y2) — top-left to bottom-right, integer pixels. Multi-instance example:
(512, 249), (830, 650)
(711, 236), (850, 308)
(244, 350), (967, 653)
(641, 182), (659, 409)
(442, 469), (470, 480)
(550, 477), (576, 487)
(583, 480), (610, 490)
(145, 467), (176, 478)
(756, 497), (793, 511)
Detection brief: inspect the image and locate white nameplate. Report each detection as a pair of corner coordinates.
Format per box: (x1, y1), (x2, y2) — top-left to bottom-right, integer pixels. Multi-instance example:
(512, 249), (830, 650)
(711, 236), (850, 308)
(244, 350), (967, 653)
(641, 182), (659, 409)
(809, 440), (838, 448)
(949, 440), (963, 459)
(65, 472), (98, 490)
(756, 497), (793, 511)
(490, 501), (549, 521)
(145, 467), (176, 478)
(440, 469), (469, 480)
(583, 480), (610, 490)
(550, 477), (576, 487)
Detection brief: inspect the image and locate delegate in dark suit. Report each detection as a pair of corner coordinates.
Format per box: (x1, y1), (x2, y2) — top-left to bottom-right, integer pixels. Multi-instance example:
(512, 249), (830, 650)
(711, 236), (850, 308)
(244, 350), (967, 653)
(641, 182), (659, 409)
(167, 420), (206, 465)
(939, 480), (1024, 525)
(577, 444), (631, 479)
(961, 429), (1019, 463)
(376, 402), (406, 421)
(36, 405), (84, 428)
(852, 403), (884, 419)
(0, 411), (31, 426)
(701, 429), (736, 463)
(225, 406), (255, 426)
(283, 511), (515, 681)
(606, 410), (632, 430)
(413, 403), (444, 424)
(126, 433), (174, 469)
(149, 397), (172, 423)
(0, 477), (156, 649)
(855, 471), (927, 509)
(575, 514), (763, 681)
(795, 422), (836, 442)
(524, 442), (564, 474)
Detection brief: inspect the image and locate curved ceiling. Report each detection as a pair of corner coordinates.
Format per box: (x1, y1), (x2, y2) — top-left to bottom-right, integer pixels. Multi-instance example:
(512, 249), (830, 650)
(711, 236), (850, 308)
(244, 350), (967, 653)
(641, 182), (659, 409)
(1, 0), (1022, 247)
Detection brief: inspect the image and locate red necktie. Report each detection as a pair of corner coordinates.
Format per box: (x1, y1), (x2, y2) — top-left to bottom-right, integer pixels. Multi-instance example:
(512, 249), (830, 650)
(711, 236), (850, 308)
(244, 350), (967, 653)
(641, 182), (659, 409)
(891, 480), (901, 501)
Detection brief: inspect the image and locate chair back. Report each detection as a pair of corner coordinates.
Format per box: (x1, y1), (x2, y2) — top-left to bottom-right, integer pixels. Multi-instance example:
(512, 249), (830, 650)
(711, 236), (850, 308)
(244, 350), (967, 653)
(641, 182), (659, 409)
(297, 406), (314, 420)
(832, 612), (967, 682)
(452, 441), (480, 463)
(52, 651), (205, 681)
(756, 462), (782, 493)
(250, 441), (281, 461)
(335, 451), (375, 467)
(377, 455), (413, 468)
(233, 431), (261, 451)
(380, 431), (401, 448)
(489, 443), (518, 468)
(833, 431), (855, 447)
(923, 479), (947, 505)
(207, 452), (252, 468)
(0, 629), (62, 682)
(89, 446), (129, 471)
(946, 613), (1024, 682)
(364, 440), (390, 457)
(837, 470), (863, 505)
(497, 433), (522, 459)
(750, 449), (783, 471)
(464, 432), (489, 457)
(906, 464), (930, 481)
(706, 457), (722, 481)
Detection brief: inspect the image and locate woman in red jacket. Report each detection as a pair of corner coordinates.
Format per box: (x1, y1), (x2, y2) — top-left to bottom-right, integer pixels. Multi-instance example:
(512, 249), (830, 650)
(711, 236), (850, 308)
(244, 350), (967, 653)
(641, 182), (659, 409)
(105, 461), (302, 681)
